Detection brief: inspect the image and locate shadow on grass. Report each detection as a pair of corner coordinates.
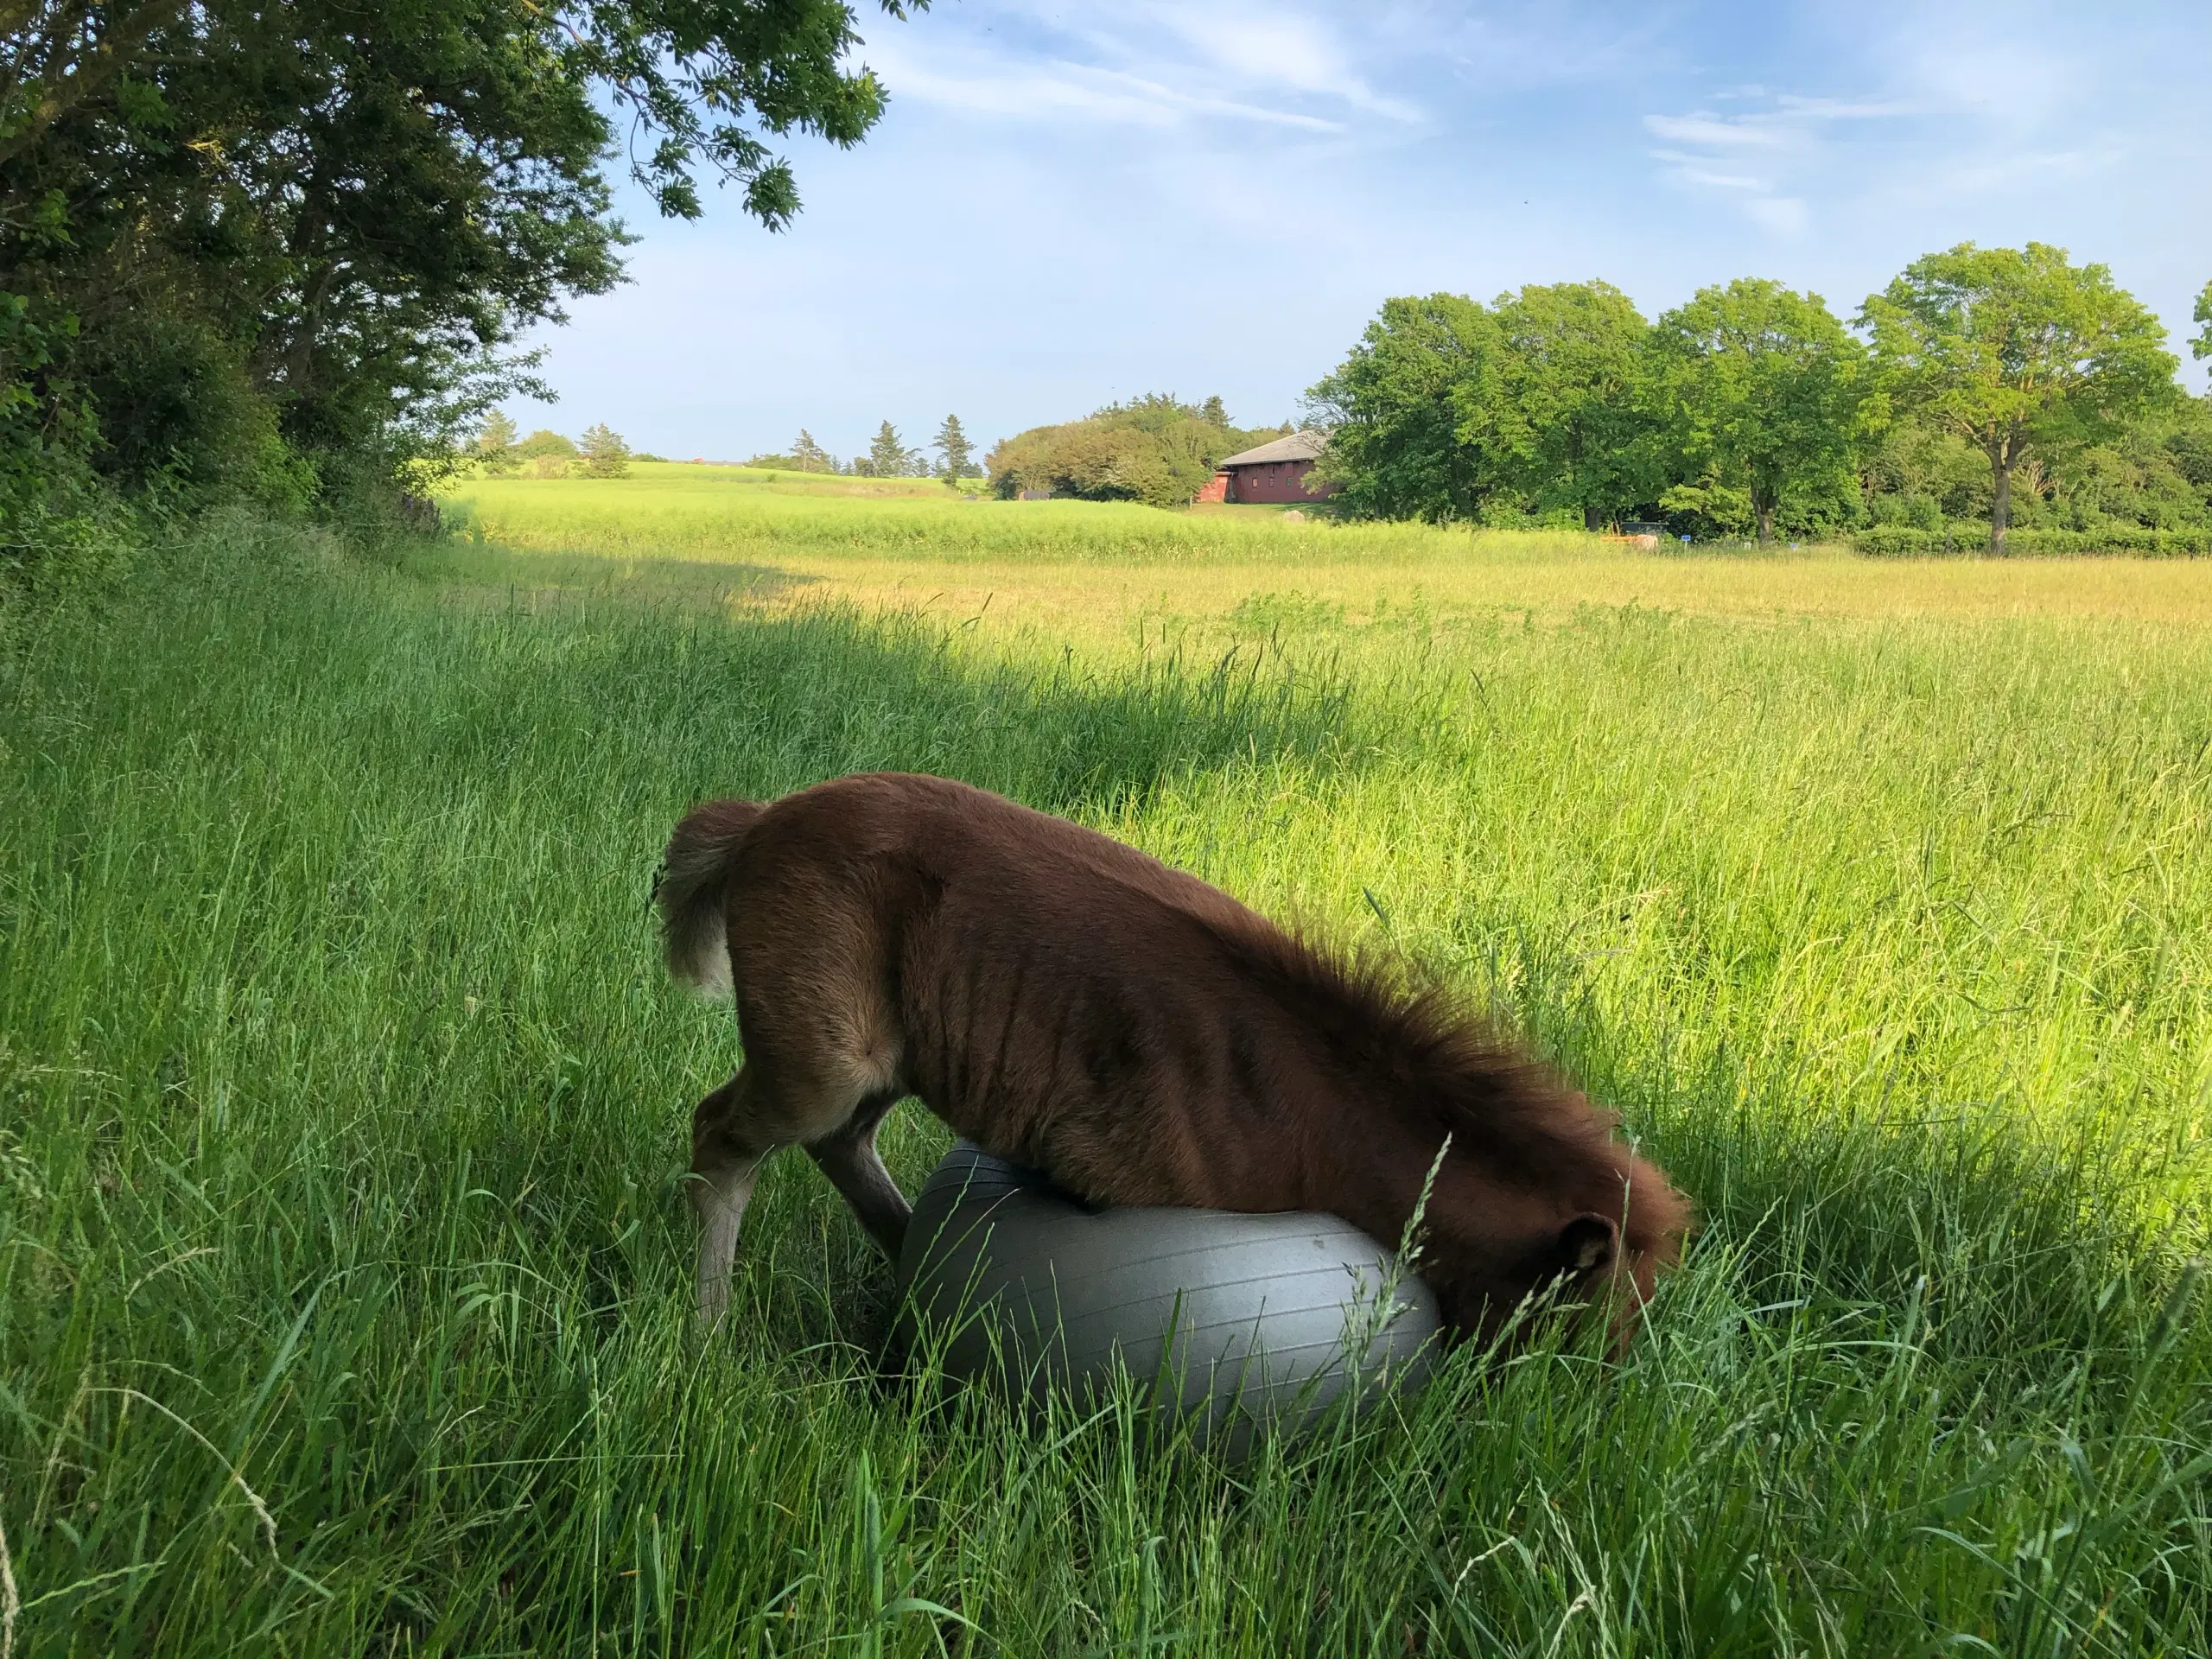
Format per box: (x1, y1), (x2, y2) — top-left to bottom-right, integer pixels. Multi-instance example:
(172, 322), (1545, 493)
(398, 569), (1374, 823)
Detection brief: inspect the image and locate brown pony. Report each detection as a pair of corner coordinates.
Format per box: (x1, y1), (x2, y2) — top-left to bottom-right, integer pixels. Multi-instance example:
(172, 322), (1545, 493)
(658, 772), (1688, 1346)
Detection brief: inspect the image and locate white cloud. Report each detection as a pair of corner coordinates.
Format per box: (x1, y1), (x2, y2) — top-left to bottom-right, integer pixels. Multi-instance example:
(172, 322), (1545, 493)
(869, 3), (1428, 137)
(877, 52), (1345, 131)
(1773, 95), (1918, 120)
(1644, 112), (1787, 148)
(1140, 5), (1424, 122)
(1683, 168), (1767, 192)
(1921, 145), (2119, 199)
(1642, 85), (1926, 236)
(1649, 150), (1767, 190)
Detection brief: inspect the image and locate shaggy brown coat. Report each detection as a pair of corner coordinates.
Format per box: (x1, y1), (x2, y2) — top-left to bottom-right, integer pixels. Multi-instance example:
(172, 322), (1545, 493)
(658, 772), (1689, 1344)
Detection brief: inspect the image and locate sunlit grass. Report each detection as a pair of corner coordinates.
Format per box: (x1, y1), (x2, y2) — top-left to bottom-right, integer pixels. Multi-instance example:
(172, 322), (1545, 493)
(3, 512), (2207, 1654)
(447, 468), (2212, 631)
(446, 463), (1605, 569)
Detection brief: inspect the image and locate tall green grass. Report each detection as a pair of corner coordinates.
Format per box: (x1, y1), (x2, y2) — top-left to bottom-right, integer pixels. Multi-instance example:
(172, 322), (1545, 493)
(2, 522), (2207, 1655)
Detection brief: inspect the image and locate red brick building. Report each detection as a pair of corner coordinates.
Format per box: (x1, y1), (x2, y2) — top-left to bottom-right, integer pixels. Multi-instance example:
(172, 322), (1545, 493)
(1198, 429), (1338, 505)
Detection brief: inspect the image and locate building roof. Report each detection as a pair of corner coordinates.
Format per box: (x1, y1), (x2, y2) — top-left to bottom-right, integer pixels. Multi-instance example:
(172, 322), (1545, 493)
(1217, 429), (1329, 468)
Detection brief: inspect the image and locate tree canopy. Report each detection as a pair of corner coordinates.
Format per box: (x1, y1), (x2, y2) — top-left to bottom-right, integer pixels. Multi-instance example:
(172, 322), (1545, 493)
(1309, 247), (2199, 545)
(1307, 283), (1666, 529)
(1649, 279), (1869, 544)
(1859, 243), (2177, 553)
(1456, 281), (1656, 531)
(1, 0), (924, 523)
(474, 411), (521, 475)
(1305, 295), (1495, 523)
(986, 395), (1278, 507)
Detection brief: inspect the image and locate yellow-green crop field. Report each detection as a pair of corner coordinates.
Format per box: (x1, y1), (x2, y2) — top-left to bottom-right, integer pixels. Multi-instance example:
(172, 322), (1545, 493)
(5, 471), (2209, 1654)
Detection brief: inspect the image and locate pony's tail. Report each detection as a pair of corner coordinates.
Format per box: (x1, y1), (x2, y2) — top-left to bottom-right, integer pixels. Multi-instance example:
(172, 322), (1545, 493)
(656, 798), (764, 997)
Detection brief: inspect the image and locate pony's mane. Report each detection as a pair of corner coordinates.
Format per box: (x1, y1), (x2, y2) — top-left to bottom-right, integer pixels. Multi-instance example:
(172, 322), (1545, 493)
(1214, 914), (1667, 1211)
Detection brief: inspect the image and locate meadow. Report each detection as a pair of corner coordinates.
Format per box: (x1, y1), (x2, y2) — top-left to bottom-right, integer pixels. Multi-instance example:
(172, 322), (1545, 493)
(451, 463), (2212, 630)
(3, 476), (2209, 1655)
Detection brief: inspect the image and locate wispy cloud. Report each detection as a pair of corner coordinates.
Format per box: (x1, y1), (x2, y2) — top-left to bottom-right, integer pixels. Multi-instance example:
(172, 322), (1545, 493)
(878, 52), (1346, 131)
(1897, 32), (2075, 124)
(1773, 95), (1919, 120)
(1644, 112), (1788, 149)
(1637, 6), (2149, 245)
(1643, 88), (1927, 235)
(1138, 4), (1424, 123)
(1670, 166), (1767, 192)
(871, 3), (1424, 137)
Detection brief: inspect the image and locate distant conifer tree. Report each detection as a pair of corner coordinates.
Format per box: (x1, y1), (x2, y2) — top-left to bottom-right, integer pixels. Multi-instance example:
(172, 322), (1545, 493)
(868, 420), (914, 478)
(791, 429), (834, 473)
(933, 414), (976, 480)
(476, 410), (520, 474)
(578, 423), (632, 478)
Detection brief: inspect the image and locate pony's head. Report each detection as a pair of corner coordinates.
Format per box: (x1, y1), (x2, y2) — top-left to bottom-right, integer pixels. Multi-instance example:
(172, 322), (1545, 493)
(1414, 1135), (1690, 1353)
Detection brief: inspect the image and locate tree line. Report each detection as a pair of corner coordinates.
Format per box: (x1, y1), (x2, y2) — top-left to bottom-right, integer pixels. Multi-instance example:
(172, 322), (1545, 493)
(458, 414), (982, 482)
(468, 416), (639, 479)
(744, 399), (1289, 503)
(1311, 247), (2212, 554)
(746, 416), (981, 481)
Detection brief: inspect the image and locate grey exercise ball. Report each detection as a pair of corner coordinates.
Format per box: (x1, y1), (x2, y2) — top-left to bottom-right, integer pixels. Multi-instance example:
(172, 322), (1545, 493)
(896, 1141), (1440, 1458)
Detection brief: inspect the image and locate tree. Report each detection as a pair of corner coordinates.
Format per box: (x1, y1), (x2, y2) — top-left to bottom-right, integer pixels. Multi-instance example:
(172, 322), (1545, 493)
(516, 429), (576, 460)
(1860, 244), (2177, 554)
(983, 395), (1279, 507)
(1305, 294), (1495, 521)
(932, 413), (976, 480)
(790, 429), (834, 473)
(866, 420), (915, 478)
(3, 0), (919, 226)
(2195, 280), (2212, 365)
(476, 410), (519, 474)
(577, 422), (630, 478)
(516, 428), (573, 478)
(1, 1), (925, 512)
(1455, 280), (1654, 530)
(1648, 279), (1870, 545)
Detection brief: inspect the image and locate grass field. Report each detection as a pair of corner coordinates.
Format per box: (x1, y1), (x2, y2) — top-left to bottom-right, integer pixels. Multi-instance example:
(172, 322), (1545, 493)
(4, 482), (2209, 1655)
(450, 463), (2212, 631)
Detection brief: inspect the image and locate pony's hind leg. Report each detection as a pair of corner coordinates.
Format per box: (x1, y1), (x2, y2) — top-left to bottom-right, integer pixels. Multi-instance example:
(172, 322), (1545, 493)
(690, 1068), (776, 1325)
(688, 1055), (906, 1325)
(804, 1090), (912, 1260)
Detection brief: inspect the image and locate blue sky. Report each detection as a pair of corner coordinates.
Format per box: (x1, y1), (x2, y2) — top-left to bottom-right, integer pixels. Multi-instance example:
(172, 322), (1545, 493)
(507, 0), (2212, 464)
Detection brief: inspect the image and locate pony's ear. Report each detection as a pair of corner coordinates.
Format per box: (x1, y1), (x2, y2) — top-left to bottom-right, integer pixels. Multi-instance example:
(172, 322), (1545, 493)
(1556, 1214), (1618, 1276)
